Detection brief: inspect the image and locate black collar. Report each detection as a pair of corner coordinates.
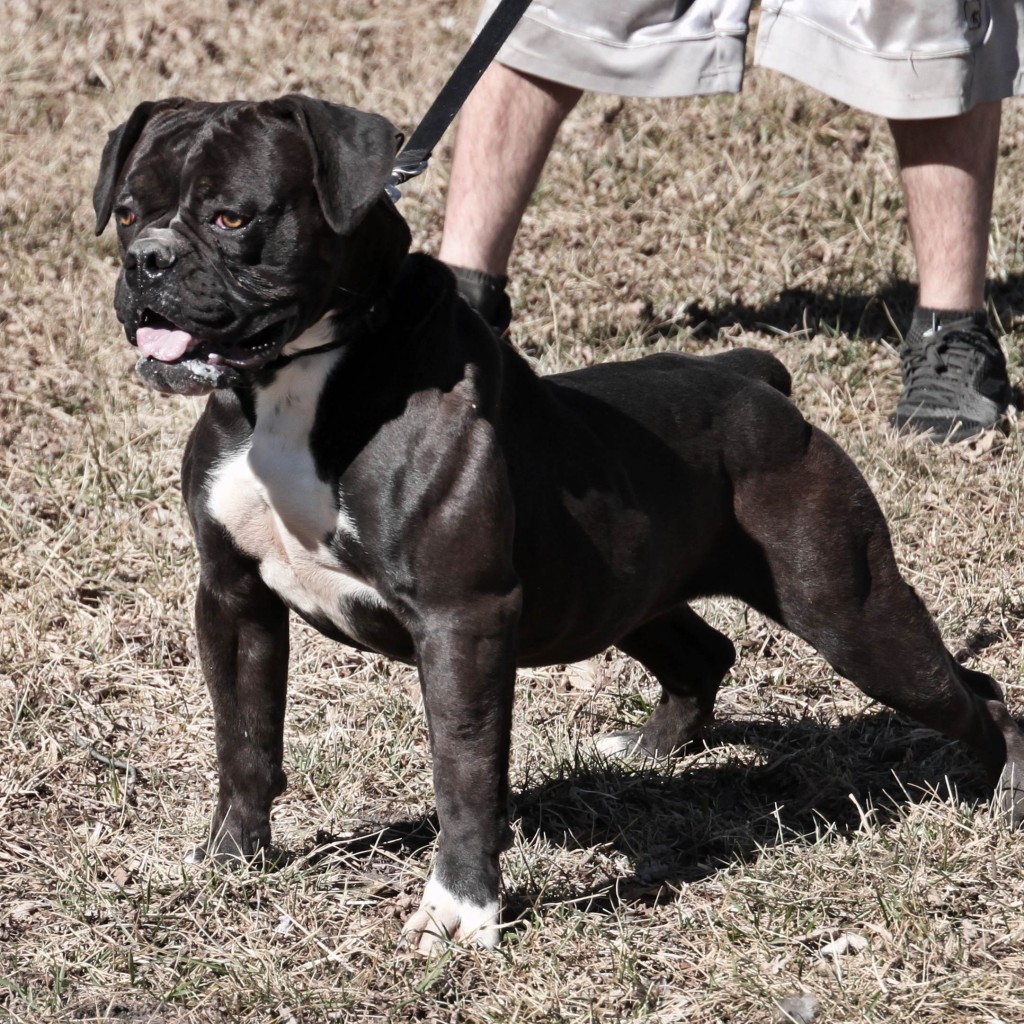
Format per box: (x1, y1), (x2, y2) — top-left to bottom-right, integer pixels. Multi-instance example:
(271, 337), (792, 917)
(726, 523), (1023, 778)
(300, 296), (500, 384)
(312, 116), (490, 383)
(265, 295), (389, 371)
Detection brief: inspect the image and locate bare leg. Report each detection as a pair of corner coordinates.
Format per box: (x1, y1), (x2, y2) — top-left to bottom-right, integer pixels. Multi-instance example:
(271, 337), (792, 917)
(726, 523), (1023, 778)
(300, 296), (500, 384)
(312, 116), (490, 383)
(439, 62), (582, 276)
(889, 101), (1000, 310)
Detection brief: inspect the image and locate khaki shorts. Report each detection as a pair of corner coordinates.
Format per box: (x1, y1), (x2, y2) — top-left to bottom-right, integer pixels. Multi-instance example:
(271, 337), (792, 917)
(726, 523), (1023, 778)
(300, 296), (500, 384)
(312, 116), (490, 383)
(478, 0), (1024, 117)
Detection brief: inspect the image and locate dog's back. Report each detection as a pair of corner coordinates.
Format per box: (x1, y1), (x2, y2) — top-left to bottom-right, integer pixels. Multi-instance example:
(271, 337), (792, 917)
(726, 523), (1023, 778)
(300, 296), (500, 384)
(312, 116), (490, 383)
(696, 347), (792, 397)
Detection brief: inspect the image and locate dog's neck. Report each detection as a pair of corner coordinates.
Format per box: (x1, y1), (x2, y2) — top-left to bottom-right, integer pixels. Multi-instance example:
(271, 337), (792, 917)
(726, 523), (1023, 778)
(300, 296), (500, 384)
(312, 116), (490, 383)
(278, 298), (388, 362)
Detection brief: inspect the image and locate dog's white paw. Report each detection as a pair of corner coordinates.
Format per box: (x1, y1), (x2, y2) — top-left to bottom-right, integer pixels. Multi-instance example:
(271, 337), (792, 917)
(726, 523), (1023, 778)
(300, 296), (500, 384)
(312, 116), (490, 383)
(995, 761), (1024, 829)
(401, 876), (501, 954)
(594, 730), (647, 760)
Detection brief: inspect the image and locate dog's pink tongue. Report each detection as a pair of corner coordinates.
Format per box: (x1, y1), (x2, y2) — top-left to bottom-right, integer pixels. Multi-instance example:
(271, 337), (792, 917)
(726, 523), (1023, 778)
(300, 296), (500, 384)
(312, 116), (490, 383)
(136, 326), (195, 362)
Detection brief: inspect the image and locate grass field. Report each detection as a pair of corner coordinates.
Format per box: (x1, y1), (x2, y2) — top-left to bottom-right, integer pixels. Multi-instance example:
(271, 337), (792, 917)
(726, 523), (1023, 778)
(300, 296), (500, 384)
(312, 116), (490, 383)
(4, 2), (1024, 1021)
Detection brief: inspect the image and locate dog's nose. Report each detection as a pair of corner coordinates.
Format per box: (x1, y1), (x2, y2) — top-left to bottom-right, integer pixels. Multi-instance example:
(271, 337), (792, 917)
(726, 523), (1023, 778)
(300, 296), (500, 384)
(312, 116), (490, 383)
(125, 236), (178, 281)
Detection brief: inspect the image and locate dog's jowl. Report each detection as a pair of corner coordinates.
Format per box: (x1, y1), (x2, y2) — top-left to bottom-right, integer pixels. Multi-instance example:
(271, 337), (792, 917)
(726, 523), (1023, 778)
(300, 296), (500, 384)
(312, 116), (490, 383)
(95, 95), (1024, 952)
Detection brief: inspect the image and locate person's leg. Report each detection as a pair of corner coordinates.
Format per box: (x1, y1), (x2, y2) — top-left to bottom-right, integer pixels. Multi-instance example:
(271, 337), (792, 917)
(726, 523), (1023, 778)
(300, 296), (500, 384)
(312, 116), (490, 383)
(440, 62), (582, 330)
(888, 101), (1011, 440)
(891, 100), (1000, 310)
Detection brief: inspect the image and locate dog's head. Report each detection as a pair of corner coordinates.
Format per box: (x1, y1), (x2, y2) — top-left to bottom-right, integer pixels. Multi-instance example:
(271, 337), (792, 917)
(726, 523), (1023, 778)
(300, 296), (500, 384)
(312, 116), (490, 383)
(94, 95), (410, 394)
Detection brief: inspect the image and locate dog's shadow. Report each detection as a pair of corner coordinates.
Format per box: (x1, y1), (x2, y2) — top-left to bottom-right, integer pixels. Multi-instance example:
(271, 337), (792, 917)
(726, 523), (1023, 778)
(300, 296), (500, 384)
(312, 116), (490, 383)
(305, 708), (994, 920)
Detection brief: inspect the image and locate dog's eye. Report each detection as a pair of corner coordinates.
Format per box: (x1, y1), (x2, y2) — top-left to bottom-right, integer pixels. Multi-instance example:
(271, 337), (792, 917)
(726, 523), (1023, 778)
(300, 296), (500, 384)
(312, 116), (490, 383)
(116, 209), (136, 227)
(214, 212), (249, 230)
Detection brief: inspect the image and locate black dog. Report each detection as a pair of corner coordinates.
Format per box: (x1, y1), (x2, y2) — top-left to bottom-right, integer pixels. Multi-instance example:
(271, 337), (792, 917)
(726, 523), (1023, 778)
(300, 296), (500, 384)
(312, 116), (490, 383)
(94, 95), (1024, 951)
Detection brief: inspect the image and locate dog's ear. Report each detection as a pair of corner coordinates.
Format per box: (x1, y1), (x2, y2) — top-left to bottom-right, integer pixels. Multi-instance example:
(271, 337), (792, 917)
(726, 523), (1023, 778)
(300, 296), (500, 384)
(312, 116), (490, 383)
(93, 98), (189, 236)
(276, 94), (403, 236)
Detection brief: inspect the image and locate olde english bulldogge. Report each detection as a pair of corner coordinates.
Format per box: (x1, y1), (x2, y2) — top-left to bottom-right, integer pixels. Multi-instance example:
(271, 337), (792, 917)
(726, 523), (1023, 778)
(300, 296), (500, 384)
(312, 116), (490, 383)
(94, 94), (1024, 951)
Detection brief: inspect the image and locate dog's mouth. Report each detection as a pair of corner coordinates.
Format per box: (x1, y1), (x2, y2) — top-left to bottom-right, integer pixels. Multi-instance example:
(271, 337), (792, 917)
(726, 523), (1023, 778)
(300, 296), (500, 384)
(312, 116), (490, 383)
(134, 309), (287, 370)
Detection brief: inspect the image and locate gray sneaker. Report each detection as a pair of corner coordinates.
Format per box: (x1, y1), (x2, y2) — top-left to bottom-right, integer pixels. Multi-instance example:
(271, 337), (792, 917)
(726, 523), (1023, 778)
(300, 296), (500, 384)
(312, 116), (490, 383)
(893, 313), (1011, 442)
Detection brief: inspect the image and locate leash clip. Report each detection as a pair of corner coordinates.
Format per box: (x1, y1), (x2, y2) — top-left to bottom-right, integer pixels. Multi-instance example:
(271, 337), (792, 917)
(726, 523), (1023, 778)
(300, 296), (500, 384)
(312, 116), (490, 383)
(385, 158), (431, 202)
(379, 0), (535, 203)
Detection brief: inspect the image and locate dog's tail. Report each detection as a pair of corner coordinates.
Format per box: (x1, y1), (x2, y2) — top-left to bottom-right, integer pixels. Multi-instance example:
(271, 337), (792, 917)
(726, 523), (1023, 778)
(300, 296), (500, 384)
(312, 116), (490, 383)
(703, 348), (792, 397)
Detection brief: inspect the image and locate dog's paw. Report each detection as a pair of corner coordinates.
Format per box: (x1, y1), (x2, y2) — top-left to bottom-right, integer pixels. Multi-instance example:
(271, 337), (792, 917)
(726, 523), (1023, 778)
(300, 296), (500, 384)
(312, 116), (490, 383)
(594, 730), (652, 761)
(401, 876), (501, 954)
(183, 831), (278, 867)
(183, 843), (253, 867)
(986, 700), (1024, 830)
(183, 836), (252, 866)
(995, 762), (1024, 829)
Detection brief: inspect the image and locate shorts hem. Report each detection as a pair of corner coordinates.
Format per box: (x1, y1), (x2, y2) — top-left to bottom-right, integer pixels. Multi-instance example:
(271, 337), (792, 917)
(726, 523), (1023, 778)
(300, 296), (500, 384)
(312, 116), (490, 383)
(755, 6), (1022, 117)
(494, 20), (748, 98)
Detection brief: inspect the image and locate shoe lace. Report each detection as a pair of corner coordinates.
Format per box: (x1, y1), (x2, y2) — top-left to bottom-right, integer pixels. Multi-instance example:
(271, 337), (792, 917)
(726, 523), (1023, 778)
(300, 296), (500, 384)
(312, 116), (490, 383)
(900, 316), (994, 406)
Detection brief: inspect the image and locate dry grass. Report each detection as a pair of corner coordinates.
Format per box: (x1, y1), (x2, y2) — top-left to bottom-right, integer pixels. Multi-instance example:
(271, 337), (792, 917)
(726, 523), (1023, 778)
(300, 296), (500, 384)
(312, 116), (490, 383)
(4, 1), (1024, 1021)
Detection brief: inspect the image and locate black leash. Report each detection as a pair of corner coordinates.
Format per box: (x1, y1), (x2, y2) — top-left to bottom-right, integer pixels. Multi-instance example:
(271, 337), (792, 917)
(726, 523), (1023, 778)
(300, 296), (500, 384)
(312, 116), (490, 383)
(386, 0), (534, 201)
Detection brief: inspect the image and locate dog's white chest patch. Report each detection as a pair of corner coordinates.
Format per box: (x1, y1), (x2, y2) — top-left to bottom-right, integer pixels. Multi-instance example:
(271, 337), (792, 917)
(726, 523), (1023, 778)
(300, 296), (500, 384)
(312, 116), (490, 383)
(206, 349), (385, 632)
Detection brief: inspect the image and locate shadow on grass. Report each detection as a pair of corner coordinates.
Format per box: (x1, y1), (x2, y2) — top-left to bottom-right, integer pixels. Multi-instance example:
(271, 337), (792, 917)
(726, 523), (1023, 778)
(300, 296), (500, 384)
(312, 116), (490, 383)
(653, 273), (1024, 343)
(304, 708), (996, 919)
(506, 710), (989, 917)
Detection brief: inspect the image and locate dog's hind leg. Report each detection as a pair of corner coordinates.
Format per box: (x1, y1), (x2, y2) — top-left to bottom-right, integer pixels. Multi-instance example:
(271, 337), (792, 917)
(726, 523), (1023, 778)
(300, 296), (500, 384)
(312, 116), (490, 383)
(729, 420), (1024, 825)
(597, 606), (735, 759)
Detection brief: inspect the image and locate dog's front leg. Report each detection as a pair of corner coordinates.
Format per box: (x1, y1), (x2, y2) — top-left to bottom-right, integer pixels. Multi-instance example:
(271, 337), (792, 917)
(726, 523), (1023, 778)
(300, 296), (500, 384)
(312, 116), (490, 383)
(402, 599), (520, 953)
(186, 576), (289, 864)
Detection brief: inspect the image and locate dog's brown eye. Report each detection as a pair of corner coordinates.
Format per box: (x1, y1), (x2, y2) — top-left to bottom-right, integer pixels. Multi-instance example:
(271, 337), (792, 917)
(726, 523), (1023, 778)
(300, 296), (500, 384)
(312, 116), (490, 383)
(116, 209), (136, 227)
(215, 212), (249, 230)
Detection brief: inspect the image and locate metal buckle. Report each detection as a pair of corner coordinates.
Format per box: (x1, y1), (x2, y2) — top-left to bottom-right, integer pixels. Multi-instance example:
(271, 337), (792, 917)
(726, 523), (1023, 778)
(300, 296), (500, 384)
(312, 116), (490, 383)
(385, 158), (431, 202)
